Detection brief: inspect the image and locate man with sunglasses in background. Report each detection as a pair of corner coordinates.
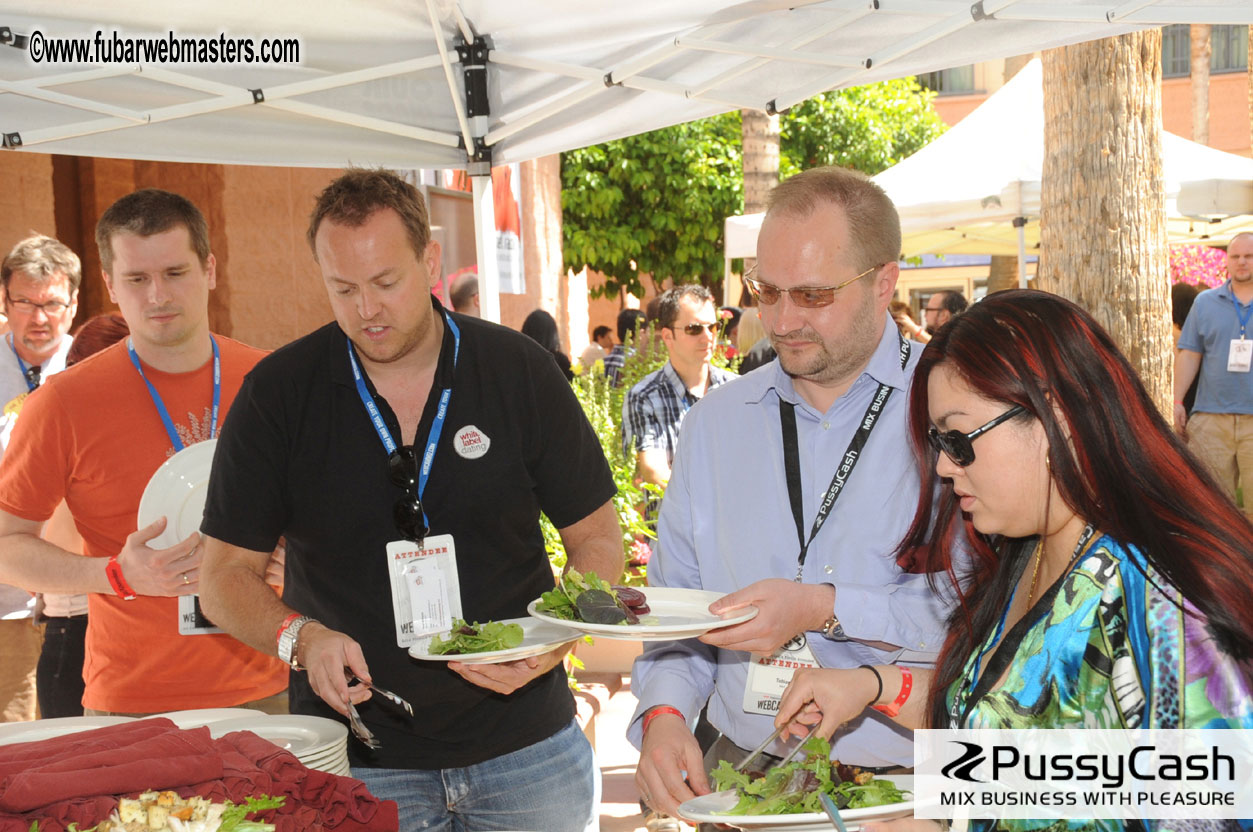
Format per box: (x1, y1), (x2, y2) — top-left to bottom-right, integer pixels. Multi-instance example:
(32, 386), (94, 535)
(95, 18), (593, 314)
(631, 167), (952, 826)
(0, 234), (78, 723)
(624, 285), (736, 493)
(199, 169), (622, 832)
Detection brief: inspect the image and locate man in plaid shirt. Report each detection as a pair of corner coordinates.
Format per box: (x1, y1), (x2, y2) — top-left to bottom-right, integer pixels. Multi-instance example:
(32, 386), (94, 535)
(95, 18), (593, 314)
(623, 285), (736, 490)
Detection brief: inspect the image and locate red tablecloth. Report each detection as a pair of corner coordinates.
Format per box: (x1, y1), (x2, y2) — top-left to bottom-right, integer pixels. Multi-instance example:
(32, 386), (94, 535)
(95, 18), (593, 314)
(0, 717), (398, 832)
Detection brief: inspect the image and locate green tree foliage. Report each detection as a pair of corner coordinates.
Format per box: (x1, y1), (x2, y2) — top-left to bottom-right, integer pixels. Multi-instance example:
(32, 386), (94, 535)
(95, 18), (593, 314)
(780, 78), (945, 178)
(562, 78), (945, 298)
(562, 112), (742, 300)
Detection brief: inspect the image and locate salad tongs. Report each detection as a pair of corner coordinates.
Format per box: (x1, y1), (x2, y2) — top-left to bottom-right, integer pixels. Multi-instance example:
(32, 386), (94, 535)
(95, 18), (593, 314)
(735, 721), (807, 773)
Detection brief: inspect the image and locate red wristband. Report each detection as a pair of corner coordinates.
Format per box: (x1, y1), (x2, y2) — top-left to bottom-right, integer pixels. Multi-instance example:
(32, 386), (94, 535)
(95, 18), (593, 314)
(276, 612), (302, 647)
(105, 555), (137, 601)
(872, 666), (913, 718)
(642, 706), (684, 734)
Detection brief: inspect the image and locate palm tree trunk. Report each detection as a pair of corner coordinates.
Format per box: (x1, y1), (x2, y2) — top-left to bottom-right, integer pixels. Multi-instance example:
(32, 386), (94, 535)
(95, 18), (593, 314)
(1038, 32), (1171, 415)
(739, 108), (780, 305)
(1191, 24), (1211, 144)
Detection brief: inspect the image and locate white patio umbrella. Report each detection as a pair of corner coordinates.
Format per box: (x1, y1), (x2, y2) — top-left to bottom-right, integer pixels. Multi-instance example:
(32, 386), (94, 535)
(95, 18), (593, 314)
(3, 1), (1251, 318)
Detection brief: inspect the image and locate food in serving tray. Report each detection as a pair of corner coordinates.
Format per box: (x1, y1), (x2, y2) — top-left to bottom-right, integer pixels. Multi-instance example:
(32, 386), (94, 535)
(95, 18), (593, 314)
(30, 791), (284, 832)
(535, 569), (650, 625)
(709, 736), (910, 815)
(427, 618), (524, 654)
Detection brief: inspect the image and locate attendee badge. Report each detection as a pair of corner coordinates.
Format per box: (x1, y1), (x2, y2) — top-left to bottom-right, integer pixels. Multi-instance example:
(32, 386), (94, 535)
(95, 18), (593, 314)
(1229, 339), (1253, 373)
(386, 535), (461, 648)
(743, 633), (820, 716)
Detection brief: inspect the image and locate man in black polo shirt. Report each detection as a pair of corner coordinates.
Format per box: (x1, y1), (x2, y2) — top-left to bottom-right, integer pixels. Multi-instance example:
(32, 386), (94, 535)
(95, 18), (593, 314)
(199, 169), (623, 831)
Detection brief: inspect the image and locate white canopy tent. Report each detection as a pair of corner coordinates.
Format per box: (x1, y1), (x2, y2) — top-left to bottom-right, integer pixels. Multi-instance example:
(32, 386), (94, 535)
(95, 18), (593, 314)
(725, 57), (1253, 292)
(3, 2), (1252, 319)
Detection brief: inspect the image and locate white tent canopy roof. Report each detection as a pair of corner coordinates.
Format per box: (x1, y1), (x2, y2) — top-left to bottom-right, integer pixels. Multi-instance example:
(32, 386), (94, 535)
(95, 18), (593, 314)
(2, 1), (1252, 169)
(725, 58), (1253, 261)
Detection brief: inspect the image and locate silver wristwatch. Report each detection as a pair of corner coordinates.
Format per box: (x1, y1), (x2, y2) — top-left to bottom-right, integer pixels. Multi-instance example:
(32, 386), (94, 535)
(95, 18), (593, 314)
(278, 615), (314, 669)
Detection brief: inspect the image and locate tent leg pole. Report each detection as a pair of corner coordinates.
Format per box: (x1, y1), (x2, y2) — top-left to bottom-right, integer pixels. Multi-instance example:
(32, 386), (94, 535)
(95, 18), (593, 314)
(472, 174), (502, 323)
(1014, 216), (1028, 290)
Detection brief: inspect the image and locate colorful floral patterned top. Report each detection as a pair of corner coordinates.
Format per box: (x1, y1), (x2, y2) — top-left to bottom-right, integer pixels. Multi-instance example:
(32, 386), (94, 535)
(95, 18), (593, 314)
(945, 532), (1253, 832)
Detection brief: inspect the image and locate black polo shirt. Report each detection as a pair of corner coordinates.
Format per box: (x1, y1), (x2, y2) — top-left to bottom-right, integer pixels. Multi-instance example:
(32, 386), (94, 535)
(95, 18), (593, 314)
(201, 299), (616, 769)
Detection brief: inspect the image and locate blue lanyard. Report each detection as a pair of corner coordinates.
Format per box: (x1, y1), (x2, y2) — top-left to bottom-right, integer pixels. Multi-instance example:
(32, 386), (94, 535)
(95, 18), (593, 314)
(1230, 290), (1253, 338)
(127, 336), (221, 452)
(346, 313), (461, 532)
(9, 335), (39, 393)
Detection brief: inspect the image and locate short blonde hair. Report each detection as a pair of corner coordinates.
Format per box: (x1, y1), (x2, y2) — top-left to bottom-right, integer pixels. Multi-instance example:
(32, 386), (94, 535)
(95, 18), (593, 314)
(766, 166), (901, 271)
(2, 234), (82, 293)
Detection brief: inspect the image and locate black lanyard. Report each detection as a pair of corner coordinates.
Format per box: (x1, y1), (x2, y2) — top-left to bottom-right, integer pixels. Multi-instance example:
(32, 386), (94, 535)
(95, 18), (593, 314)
(779, 332), (910, 580)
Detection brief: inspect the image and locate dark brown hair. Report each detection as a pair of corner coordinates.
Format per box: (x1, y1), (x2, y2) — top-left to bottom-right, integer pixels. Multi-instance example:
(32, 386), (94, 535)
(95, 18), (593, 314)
(307, 169), (430, 261)
(96, 189), (210, 273)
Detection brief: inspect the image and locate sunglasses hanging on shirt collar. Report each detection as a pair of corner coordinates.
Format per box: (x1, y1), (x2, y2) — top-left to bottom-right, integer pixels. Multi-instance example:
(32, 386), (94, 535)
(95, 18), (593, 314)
(23, 365), (41, 390)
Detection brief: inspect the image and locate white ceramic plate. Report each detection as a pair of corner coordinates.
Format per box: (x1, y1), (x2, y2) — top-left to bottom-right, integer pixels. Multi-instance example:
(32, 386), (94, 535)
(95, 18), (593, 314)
(678, 776), (914, 830)
(0, 716), (135, 746)
(409, 617), (580, 664)
(136, 439), (217, 549)
(204, 714), (347, 756)
(527, 586), (758, 641)
(155, 708), (261, 728)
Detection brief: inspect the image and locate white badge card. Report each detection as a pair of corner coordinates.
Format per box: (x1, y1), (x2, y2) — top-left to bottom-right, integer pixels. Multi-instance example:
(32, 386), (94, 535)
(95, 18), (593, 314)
(386, 535), (461, 648)
(177, 594), (224, 636)
(1229, 339), (1253, 373)
(743, 634), (820, 716)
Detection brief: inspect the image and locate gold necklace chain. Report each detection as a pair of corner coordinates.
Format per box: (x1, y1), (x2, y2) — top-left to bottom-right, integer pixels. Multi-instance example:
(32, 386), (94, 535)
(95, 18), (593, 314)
(1024, 541), (1044, 608)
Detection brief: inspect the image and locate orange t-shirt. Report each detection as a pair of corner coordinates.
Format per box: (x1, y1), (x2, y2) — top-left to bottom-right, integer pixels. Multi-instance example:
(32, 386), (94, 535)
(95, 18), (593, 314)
(0, 336), (287, 713)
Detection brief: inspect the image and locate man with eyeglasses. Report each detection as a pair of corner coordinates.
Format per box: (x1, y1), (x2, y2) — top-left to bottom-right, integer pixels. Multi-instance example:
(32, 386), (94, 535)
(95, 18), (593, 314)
(623, 285), (736, 492)
(630, 167), (951, 825)
(0, 234), (78, 723)
(199, 169), (622, 832)
(0, 192), (287, 720)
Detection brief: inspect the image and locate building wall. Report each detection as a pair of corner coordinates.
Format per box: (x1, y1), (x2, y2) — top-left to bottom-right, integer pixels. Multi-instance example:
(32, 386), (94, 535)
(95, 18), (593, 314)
(1161, 72), (1252, 157)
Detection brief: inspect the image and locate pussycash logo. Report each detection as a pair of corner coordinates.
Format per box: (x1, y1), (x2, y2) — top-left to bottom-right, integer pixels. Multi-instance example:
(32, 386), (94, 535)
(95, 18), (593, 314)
(939, 741), (1234, 790)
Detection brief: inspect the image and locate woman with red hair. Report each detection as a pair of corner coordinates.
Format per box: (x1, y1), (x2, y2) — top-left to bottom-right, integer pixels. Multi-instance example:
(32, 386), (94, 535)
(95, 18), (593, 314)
(774, 291), (1253, 829)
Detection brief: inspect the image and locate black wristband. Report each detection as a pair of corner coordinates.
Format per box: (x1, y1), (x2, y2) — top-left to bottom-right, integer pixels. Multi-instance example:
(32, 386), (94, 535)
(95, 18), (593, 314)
(858, 664), (884, 708)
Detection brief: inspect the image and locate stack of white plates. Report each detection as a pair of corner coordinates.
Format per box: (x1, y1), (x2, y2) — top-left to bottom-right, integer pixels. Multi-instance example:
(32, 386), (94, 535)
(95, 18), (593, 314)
(0, 715), (135, 746)
(196, 714), (351, 776)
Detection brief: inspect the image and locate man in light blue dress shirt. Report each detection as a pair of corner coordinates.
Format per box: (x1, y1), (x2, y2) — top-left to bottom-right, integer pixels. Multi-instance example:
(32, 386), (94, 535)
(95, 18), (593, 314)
(630, 167), (953, 821)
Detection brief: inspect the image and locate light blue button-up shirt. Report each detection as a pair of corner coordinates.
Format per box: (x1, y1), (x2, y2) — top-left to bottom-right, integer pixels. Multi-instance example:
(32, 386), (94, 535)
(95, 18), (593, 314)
(629, 316), (953, 768)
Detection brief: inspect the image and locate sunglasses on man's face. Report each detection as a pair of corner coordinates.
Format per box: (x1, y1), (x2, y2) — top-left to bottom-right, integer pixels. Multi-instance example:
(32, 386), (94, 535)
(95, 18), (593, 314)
(388, 446), (429, 543)
(675, 322), (719, 336)
(743, 263), (883, 309)
(926, 405), (1026, 467)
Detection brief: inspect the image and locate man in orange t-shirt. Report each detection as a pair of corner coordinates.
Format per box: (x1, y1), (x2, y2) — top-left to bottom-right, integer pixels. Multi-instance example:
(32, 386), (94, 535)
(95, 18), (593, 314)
(0, 189), (286, 715)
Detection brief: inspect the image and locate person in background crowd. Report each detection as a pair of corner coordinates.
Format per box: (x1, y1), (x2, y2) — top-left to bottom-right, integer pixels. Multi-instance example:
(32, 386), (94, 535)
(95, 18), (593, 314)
(776, 290), (1253, 832)
(605, 308), (646, 387)
(1174, 233), (1253, 520)
(631, 167), (951, 826)
(623, 285), (736, 491)
(0, 190), (288, 718)
(735, 307), (775, 375)
(448, 272), (480, 317)
(578, 324), (613, 369)
(922, 289), (968, 336)
(889, 299), (927, 342)
(199, 169), (623, 832)
(521, 308), (574, 381)
(0, 233), (79, 723)
(1171, 282), (1199, 416)
(36, 313), (130, 718)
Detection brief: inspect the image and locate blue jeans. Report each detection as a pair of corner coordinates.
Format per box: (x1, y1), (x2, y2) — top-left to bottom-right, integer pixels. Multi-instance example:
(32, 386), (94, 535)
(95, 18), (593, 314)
(352, 719), (596, 832)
